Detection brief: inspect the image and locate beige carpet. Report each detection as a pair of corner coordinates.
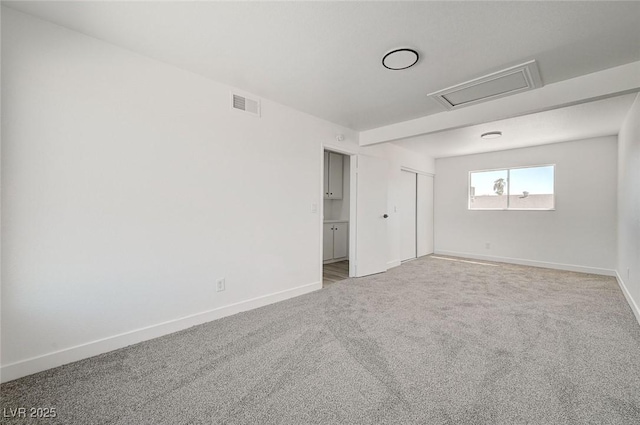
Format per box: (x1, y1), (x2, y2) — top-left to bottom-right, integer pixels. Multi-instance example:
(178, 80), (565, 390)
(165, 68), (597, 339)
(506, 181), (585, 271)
(2, 256), (639, 424)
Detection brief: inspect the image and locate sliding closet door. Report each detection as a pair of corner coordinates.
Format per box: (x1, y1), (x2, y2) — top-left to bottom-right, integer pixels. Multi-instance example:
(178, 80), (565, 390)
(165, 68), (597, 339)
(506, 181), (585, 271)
(400, 170), (417, 262)
(417, 174), (434, 256)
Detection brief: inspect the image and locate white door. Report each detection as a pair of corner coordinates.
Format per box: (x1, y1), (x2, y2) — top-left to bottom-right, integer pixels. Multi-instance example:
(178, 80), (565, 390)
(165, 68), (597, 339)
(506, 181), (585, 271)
(400, 170), (417, 261)
(355, 155), (389, 277)
(417, 174), (434, 256)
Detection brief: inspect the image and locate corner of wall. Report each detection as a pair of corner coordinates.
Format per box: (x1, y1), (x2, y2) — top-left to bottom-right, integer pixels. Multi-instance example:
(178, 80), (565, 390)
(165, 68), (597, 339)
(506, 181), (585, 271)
(616, 92), (640, 326)
(616, 272), (640, 326)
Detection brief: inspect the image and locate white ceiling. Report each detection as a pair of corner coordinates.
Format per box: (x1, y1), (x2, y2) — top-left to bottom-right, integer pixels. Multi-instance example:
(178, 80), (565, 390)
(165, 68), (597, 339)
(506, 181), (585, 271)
(393, 93), (638, 158)
(5, 0), (640, 133)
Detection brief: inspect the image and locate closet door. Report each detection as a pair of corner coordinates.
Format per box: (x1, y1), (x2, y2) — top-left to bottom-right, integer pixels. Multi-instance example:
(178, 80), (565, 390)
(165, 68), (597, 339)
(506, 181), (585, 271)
(417, 174), (434, 256)
(400, 170), (417, 262)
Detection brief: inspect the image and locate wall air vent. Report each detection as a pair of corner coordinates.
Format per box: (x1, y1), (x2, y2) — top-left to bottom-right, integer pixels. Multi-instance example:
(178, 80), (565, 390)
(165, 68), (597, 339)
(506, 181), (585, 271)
(231, 93), (261, 117)
(428, 60), (543, 111)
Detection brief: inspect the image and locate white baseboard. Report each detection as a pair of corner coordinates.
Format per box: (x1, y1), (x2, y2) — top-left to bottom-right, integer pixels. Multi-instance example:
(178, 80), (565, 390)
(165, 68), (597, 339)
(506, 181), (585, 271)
(1, 281), (322, 384)
(387, 259), (401, 269)
(615, 271), (640, 326)
(434, 250), (617, 276)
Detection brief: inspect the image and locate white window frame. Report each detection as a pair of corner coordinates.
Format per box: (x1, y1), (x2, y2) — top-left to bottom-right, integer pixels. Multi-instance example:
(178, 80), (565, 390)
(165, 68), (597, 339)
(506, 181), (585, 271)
(468, 164), (556, 211)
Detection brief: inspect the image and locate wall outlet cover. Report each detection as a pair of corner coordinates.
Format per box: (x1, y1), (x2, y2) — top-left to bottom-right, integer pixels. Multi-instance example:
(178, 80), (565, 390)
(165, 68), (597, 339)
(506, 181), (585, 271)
(216, 278), (226, 292)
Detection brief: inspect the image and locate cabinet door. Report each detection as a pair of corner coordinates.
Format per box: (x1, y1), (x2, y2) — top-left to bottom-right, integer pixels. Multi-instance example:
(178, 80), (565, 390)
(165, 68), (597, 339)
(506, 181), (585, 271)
(328, 152), (343, 199)
(333, 223), (348, 259)
(323, 223), (334, 261)
(323, 151), (330, 199)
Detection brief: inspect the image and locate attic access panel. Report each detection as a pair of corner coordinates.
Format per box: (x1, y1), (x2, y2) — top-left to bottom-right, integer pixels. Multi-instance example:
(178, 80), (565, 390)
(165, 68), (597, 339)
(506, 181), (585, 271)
(429, 60), (543, 110)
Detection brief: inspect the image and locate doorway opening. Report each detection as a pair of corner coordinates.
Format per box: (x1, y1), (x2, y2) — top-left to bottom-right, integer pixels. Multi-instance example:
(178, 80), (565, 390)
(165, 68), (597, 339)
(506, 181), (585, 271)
(322, 150), (351, 287)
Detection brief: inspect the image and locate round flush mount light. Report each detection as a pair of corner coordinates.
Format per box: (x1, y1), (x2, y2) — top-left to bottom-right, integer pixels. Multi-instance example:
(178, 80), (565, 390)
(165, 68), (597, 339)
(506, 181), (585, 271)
(481, 131), (502, 140)
(382, 48), (419, 70)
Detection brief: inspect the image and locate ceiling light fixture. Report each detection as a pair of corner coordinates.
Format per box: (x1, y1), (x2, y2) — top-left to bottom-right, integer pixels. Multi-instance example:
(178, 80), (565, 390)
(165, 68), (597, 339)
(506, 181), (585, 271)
(481, 131), (502, 139)
(382, 48), (419, 70)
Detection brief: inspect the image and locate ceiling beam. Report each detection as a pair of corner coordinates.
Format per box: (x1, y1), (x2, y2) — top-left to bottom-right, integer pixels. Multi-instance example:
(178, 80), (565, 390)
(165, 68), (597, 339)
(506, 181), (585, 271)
(360, 61), (640, 146)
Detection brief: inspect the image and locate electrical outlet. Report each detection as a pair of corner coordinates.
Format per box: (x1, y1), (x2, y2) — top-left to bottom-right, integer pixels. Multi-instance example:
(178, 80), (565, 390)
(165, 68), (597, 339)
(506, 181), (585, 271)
(485, 242), (491, 249)
(216, 278), (226, 292)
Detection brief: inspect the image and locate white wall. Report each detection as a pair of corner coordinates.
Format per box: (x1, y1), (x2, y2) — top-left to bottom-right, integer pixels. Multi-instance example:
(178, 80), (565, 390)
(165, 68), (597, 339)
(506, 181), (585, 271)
(617, 93), (640, 323)
(1, 6), (359, 376)
(0, 8), (364, 380)
(434, 137), (618, 274)
(0, 8), (433, 381)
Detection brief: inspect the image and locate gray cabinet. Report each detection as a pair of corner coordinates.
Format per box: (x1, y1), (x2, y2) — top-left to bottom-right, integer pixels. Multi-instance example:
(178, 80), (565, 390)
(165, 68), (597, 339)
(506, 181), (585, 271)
(323, 221), (348, 262)
(324, 151), (343, 199)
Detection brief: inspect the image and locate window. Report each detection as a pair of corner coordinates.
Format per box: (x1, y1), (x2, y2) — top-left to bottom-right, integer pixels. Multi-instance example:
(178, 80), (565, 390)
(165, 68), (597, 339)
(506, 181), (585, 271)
(469, 165), (554, 210)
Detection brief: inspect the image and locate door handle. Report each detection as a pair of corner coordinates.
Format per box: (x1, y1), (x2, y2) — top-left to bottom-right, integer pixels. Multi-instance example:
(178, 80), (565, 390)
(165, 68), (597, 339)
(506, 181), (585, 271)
(383, 214), (389, 218)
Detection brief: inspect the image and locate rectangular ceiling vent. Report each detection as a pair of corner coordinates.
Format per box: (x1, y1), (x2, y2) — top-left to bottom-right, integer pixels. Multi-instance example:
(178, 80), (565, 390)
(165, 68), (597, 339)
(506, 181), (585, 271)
(231, 92), (261, 117)
(428, 60), (543, 111)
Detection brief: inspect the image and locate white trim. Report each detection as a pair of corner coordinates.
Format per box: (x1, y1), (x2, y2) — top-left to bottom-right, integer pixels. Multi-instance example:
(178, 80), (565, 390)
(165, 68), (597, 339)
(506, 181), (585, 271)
(431, 255), (498, 267)
(387, 259), (401, 269)
(349, 155), (357, 278)
(0, 281), (321, 383)
(400, 166), (434, 177)
(615, 271), (640, 326)
(434, 250), (616, 276)
(320, 144), (357, 279)
(322, 143), (357, 157)
(319, 145), (326, 284)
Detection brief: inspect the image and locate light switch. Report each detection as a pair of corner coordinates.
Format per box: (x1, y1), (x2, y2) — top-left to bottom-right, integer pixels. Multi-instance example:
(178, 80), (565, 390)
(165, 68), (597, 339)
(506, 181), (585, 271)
(311, 203), (318, 213)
